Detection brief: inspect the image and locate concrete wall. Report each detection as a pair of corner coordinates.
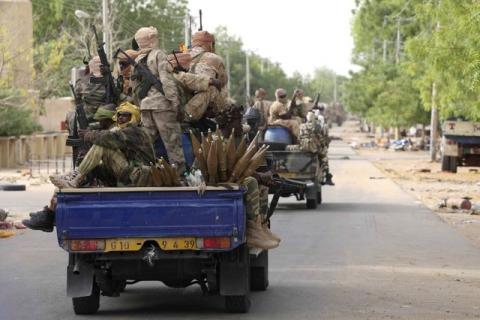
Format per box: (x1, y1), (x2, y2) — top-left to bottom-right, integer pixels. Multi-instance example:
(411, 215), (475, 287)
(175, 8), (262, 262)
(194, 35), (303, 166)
(38, 97), (74, 132)
(0, 0), (33, 89)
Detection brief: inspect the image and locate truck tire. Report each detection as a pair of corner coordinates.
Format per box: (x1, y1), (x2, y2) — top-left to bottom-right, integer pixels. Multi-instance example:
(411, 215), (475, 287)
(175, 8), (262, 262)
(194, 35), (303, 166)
(306, 198), (317, 209)
(0, 184), (26, 191)
(441, 156), (458, 173)
(449, 157), (458, 173)
(441, 155), (451, 172)
(250, 250), (269, 291)
(225, 295), (251, 313)
(317, 189), (322, 204)
(72, 282), (100, 315)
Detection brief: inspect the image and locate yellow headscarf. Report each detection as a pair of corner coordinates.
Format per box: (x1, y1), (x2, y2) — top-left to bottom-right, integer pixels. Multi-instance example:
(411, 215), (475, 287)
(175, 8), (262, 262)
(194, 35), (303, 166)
(113, 102), (141, 128)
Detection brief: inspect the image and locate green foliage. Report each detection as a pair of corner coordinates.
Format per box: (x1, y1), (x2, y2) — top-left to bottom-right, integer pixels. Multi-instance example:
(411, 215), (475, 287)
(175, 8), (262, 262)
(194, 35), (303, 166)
(346, 0), (429, 127)
(0, 88), (41, 136)
(30, 0), (343, 107)
(347, 0), (480, 125)
(405, 0), (480, 120)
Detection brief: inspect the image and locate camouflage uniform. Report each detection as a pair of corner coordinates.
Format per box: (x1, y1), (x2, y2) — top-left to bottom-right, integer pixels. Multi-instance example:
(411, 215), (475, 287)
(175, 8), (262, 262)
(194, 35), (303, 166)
(268, 99), (300, 137)
(77, 124), (156, 187)
(133, 48), (208, 174)
(182, 33), (228, 121)
(253, 98), (272, 130)
(298, 114), (332, 184)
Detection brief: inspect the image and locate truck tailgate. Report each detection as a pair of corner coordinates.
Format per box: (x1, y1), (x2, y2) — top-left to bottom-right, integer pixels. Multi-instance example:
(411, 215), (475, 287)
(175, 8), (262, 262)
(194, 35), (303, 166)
(56, 187), (245, 243)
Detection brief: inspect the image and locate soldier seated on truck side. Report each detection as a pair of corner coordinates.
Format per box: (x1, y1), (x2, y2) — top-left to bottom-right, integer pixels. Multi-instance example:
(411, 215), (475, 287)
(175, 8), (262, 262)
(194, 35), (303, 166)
(23, 103), (157, 232)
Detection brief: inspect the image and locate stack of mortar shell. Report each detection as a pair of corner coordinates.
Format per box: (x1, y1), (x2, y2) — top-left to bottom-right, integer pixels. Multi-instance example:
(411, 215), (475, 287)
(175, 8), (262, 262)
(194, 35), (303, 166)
(190, 129), (268, 185)
(150, 157), (181, 187)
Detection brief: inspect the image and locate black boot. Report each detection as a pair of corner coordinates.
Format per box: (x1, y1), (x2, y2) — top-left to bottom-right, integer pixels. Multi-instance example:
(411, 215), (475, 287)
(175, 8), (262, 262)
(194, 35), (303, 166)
(324, 173), (335, 186)
(23, 206), (55, 232)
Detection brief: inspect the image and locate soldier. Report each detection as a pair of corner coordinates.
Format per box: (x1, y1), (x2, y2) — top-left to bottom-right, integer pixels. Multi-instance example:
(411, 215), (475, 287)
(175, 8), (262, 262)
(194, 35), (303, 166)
(252, 88), (272, 130)
(291, 88), (307, 120)
(268, 88), (301, 137)
(131, 27), (214, 174)
(116, 49), (141, 97)
(178, 30), (228, 122)
(299, 112), (334, 185)
(77, 56), (108, 121)
(50, 102), (155, 189)
(23, 103), (157, 232)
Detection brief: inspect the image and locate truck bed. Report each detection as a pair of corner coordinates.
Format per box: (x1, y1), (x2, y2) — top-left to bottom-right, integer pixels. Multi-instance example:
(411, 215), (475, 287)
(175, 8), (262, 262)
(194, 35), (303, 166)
(55, 186), (246, 250)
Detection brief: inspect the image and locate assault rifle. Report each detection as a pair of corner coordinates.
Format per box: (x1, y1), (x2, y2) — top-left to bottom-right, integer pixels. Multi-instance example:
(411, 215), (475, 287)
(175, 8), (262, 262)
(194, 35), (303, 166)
(198, 9), (203, 31)
(171, 50), (188, 73)
(66, 83), (89, 168)
(114, 48), (165, 99)
(312, 93), (320, 110)
(267, 177), (306, 219)
(91, 25), (118, 104)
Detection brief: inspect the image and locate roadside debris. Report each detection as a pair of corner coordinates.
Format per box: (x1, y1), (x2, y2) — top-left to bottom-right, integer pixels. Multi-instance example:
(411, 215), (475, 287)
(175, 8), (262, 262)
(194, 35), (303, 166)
(439, 198), (472, 210)
(0, 209), (27, 238)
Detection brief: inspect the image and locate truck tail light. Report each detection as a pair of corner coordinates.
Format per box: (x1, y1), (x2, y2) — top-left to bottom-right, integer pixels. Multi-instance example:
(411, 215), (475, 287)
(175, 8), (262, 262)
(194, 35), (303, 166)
(69, 239), (105, 252)
(197, 237), (231, 249)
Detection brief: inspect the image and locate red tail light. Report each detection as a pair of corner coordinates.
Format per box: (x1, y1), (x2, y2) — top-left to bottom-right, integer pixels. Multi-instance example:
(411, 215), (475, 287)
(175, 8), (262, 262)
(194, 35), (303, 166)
(198, 237), (231, 249)
(70, 240), (105, 252)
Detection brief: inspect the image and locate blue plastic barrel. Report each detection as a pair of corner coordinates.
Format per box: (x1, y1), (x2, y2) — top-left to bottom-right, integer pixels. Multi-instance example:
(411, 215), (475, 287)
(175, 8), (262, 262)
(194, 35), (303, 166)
(181, 133), (194, 168)
(263, 126), (293, 145)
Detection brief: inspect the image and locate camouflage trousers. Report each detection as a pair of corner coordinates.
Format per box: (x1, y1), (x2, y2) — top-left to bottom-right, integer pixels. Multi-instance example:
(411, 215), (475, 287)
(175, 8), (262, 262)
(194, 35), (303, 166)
(78, 145), (153, 187)
(317, 146), (330, 180)
(259, 185), (269, 216)
(242, 177), (260, 220)
(242, 177), (269, 220)
(141, 109), (186, 173)
(184, 86), (227, 121)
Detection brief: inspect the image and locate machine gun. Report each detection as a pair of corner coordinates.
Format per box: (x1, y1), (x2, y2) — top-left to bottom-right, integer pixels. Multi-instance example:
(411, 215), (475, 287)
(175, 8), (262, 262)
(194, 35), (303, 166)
(66, 83), (89, 168)
(267, 176), (307, 219)
(114, 48), (165, 99)
(91, 25), (118, 104)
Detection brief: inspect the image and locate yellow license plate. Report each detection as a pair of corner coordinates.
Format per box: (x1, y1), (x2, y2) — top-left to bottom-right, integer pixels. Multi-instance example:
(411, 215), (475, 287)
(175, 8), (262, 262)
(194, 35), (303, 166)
(104, 238), (197, 252)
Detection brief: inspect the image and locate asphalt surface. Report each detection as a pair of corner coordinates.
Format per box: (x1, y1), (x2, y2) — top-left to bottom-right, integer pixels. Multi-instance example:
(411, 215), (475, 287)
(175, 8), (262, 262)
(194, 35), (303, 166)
(1, 139), (480, 319)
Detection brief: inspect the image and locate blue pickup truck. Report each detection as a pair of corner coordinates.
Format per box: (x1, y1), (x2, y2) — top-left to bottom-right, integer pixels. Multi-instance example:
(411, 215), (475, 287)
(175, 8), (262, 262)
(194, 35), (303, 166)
(55, 186), (269, 314)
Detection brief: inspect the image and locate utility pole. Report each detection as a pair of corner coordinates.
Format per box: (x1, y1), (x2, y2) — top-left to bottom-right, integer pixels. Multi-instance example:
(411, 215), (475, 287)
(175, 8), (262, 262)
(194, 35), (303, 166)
(430, 81), (439, 160)
(430, 20), (441, 161)
(395, 17), (401, 64)
(333, 74), (337, 103)
(245, 52), (250, 106)
(383, 17), (388, 62)
(102, 0), (110, 59)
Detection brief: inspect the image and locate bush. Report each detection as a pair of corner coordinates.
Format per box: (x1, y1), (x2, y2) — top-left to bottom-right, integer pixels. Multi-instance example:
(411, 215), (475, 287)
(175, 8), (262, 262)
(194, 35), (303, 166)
(0, 89), (41, 136)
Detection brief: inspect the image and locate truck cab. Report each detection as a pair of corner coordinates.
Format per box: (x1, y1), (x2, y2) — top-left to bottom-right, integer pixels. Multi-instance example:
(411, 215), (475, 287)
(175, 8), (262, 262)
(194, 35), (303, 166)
(441, 120), (480, 172)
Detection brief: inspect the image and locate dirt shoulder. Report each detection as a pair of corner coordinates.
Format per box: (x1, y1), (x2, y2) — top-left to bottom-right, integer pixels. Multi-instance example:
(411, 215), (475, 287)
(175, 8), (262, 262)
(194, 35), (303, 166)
(336, 120), (480, 247)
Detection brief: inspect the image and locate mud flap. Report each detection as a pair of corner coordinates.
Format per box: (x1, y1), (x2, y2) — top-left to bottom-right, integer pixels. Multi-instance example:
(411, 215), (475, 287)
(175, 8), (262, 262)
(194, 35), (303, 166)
(219, 245), (250, 296)
(304, 180), (316, 200)
(67, 262), (94, 298)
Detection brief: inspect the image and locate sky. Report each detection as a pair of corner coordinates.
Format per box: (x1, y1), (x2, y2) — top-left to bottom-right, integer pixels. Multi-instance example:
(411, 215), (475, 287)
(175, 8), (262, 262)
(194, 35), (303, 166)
(188, 0), (357, 77)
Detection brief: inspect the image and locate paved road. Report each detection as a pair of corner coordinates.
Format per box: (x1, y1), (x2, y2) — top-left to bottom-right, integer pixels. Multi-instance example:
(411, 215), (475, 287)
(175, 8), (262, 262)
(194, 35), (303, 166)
(1, 141), (480, 319)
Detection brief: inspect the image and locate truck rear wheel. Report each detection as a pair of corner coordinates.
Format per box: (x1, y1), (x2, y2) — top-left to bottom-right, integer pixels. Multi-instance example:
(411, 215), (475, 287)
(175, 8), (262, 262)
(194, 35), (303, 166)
(250, 250), (269, 291)
(441, 156), (458, 173)
(72, 282), (100, 315)
(306, 198), (317, 209)
(225, 295), (251, 313)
